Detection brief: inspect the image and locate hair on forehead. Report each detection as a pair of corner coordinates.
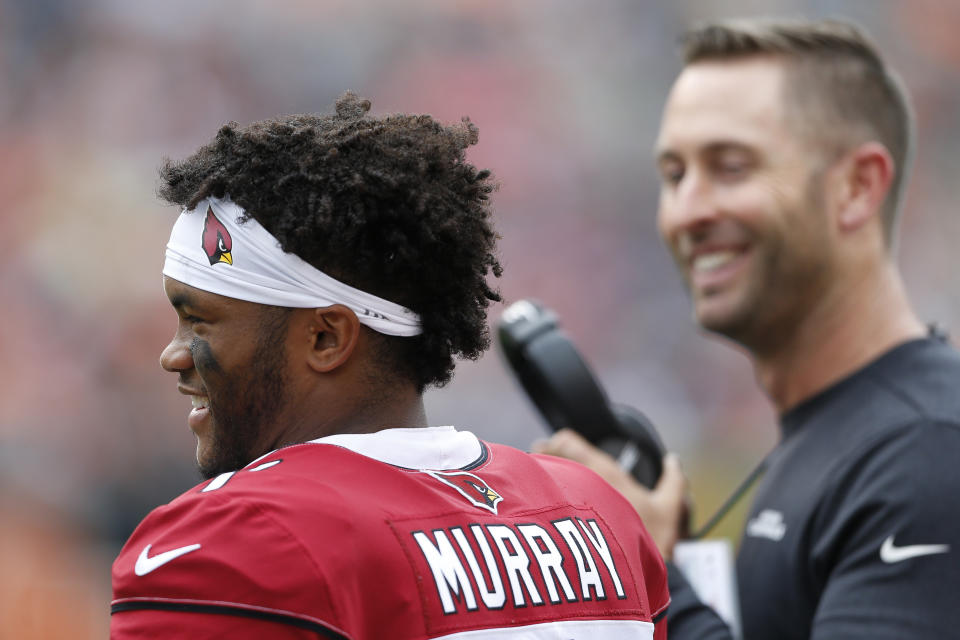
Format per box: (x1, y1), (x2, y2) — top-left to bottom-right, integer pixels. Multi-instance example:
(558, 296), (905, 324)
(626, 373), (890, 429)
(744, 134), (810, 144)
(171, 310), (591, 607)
(680, 18), (914, 247)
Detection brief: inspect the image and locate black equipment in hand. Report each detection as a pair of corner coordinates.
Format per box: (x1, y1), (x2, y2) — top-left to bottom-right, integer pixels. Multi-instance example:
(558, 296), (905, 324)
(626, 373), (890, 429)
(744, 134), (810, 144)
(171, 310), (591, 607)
(497, 299), (665, 488)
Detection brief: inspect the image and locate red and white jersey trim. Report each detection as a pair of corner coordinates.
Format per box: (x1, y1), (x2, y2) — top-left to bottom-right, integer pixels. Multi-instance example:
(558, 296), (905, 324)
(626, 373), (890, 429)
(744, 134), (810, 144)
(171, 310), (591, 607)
(308, 426), (482, 469)
(244, 425), (484, 471)
(432, 618), (654, 639)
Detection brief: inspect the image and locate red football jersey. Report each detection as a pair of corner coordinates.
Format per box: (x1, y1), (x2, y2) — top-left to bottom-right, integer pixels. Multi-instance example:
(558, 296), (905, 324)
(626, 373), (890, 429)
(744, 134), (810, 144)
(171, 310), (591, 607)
(112, 427), (669, 639)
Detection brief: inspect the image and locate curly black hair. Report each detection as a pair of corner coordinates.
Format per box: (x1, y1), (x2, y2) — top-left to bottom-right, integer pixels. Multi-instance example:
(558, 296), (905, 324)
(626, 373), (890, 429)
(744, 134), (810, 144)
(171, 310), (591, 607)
(158, 92), (502, 391)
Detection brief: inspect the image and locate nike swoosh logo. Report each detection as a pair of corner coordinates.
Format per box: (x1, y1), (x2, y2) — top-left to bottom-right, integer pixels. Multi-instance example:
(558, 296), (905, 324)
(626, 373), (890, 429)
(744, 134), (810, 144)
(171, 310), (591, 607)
(880, 535), (949, 564)
(135, 543), (202, 576)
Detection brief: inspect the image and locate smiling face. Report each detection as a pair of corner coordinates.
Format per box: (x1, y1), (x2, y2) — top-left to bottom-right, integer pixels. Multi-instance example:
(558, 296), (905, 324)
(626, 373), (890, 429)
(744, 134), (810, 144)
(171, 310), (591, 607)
(159, 276), (292, 478)
(655, 56), (839, 351)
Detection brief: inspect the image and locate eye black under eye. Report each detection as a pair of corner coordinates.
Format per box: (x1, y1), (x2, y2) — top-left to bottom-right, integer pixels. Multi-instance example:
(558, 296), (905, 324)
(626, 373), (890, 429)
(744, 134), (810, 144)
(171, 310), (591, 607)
(189, 336), (205, 355)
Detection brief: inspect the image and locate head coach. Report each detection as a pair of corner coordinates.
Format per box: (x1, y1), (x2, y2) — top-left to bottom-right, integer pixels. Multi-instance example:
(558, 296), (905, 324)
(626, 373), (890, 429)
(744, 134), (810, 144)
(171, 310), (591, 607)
(537, 18), (960, 640)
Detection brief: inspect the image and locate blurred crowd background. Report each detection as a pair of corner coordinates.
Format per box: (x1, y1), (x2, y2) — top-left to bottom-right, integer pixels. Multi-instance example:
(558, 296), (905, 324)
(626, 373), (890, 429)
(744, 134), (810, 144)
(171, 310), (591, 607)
(1, 0), (958, 636)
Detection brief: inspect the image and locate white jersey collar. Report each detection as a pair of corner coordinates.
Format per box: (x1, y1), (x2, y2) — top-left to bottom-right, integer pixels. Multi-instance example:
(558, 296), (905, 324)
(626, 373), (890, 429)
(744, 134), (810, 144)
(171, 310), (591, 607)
(307, 426), (484, 471)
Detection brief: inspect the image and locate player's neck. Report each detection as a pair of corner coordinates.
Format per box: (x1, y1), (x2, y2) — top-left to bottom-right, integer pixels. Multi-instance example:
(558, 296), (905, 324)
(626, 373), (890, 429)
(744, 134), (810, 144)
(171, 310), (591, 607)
(264, 382), (429, 453)
(334, 388), (430, 436)
(753, 261), (925, 414)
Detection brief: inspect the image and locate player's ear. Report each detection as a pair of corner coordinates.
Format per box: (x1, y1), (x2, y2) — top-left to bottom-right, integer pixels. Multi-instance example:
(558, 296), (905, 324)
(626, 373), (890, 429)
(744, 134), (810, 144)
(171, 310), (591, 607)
(832, 141), (894, 234)
(303, 305), (361, 373)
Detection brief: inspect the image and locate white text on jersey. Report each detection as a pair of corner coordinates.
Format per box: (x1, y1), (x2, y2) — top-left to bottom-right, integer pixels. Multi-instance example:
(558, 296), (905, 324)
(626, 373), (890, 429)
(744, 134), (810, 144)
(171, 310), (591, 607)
(412, 517), (625, 615)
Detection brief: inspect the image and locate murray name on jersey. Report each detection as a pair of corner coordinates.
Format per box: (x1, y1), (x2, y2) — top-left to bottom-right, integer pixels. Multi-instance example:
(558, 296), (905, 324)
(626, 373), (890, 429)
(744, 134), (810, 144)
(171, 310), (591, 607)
(399, 510), (635, 623)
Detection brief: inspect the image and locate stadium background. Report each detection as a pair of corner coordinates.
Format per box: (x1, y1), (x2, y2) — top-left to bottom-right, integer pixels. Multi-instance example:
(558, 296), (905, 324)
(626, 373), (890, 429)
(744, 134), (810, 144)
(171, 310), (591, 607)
(1, 0), (958, 636)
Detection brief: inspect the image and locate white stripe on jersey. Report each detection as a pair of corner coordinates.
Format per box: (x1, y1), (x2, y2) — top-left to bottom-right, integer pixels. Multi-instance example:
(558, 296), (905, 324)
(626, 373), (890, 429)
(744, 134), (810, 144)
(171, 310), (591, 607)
(430, 618), (654, 639)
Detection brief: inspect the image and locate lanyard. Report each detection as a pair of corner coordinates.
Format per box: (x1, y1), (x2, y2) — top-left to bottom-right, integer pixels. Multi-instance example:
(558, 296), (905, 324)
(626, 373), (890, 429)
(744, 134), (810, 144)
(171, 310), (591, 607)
(690, 449), (774, 539)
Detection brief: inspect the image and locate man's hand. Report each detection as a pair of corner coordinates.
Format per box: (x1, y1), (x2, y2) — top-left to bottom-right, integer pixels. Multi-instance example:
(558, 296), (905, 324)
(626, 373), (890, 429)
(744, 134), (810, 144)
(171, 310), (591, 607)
(533, 428), (688, 560)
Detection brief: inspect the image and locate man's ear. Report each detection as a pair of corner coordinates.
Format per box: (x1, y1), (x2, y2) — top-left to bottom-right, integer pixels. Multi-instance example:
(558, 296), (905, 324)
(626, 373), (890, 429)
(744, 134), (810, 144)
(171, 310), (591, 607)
(304, 305), (361, 373)
(831, 141), (894, 234)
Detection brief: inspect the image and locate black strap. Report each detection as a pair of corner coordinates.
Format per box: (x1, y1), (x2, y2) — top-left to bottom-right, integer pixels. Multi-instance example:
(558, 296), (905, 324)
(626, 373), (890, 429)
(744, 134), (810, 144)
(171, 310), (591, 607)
(690, 451), (772, 540)
(111, 601), (349, 639)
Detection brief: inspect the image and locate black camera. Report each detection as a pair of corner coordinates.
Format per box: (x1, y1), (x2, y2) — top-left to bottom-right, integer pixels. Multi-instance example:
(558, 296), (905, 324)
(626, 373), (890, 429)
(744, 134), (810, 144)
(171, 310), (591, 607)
(497, 299), (665, 488)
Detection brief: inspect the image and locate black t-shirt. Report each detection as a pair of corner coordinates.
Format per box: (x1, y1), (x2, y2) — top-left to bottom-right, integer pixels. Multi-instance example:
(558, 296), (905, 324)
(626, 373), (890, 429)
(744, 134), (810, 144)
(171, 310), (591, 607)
(667, 335), (960, 639)
(736, 335), (960, 639)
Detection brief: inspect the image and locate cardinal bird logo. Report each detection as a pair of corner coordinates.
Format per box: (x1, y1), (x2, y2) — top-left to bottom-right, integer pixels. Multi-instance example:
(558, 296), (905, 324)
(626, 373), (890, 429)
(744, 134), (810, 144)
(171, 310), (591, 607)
(202, 207), (233, 266)
(424, 470), (504, 514)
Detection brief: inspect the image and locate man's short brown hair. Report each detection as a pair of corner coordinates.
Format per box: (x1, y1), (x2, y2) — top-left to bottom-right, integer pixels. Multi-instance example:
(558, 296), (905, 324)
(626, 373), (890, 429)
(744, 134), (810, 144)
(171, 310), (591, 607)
(682, 18), (913, 246)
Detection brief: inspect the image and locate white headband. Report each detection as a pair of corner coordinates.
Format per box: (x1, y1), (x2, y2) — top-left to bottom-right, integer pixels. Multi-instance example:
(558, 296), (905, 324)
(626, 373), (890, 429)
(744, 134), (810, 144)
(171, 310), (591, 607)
(162, 197), (423, 337)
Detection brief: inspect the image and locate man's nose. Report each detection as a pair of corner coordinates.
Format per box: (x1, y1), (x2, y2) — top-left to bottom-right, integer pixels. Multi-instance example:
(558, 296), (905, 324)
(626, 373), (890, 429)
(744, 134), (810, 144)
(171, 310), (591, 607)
(659, 169), (720, 235)
(159, 330), (193, 373)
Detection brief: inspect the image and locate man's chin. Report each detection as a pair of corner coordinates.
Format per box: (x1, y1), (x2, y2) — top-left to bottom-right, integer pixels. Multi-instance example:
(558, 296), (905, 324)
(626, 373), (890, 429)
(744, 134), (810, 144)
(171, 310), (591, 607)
(196, 454), (229, 480)
(195, 444), (249, 480)
(694, 298), (754, 343)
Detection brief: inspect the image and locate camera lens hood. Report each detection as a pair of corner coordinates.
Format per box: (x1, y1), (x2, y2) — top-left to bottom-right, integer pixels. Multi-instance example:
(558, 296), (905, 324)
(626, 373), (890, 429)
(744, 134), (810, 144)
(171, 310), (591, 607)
(497, 299), (664, 487)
